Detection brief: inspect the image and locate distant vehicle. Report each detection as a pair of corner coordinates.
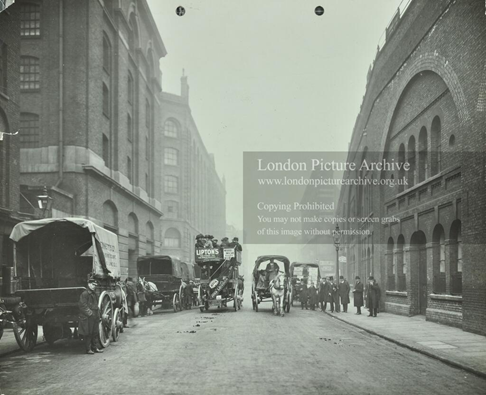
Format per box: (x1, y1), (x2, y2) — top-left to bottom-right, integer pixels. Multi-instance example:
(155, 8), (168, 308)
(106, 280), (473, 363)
(137, 255), (195, 312)
(290, 262), (321, 306)
(252, 255), (291, 314)
(195, 245), (242, 312)
(7, 218), (127, 351)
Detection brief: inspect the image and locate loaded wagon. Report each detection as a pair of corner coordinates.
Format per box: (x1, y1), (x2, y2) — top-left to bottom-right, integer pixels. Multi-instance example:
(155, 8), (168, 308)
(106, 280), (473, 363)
(195, 246), (242, 312)
(5, 218), (127, 351)
(137, 255), (195, 312)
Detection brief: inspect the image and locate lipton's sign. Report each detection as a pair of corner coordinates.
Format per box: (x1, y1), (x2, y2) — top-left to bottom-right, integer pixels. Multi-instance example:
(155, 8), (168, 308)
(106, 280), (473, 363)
(195, 248), (222, 261)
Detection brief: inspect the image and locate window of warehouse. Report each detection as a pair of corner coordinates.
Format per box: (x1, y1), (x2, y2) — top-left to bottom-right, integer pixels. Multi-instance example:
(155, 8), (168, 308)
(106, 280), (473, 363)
(20, 113), (40, 148)
(164, 148), (178, 166)
(164, 228), (181, 248)
(164, 119), (178, 138)
(20, 56), (40, 91)
(165, 175), (178, 194)
(21, 3), (41, 37)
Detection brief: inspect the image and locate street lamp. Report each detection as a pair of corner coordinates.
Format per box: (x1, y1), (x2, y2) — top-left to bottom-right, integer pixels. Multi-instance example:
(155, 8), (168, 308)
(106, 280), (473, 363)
(333, 224), (341, 280)
(37, 186), (52, 218)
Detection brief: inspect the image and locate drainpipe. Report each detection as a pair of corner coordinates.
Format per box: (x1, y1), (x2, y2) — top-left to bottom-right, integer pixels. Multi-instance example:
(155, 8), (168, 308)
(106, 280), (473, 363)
(55, 0), (64, 188)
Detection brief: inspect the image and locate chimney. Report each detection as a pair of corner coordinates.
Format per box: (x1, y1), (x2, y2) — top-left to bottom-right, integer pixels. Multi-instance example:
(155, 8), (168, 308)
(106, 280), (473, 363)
(181, 69), (189, 103)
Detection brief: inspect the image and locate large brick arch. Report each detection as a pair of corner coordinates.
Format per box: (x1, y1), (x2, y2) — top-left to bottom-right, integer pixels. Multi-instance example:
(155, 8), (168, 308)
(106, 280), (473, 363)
(378, 53), (471, 162)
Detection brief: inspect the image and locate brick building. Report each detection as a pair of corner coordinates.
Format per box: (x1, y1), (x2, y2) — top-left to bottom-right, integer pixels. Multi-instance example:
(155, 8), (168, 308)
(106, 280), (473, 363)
(0, 3), (21, 269)
(336, 0), (486, 335)
(160, 76), (226, 264)
(15, 0), (226, 277)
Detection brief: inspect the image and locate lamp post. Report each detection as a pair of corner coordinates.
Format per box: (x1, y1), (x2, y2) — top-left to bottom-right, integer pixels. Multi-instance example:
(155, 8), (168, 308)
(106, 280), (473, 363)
(37, 186), (53, 218)
(333, 224), (341, 280)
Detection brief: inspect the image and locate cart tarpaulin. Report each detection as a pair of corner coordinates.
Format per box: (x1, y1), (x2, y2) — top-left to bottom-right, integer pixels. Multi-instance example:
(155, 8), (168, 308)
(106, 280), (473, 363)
(9, 217), (121, 278)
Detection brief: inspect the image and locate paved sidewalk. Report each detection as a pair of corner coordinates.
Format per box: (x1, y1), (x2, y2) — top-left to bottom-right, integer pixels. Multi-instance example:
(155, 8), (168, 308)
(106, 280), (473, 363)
(325, 309), (486, 378)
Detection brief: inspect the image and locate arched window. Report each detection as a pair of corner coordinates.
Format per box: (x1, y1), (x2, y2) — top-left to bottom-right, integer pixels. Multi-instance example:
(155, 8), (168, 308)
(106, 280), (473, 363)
(128, 213), (139, 272)
(21, 3), (41, 37)
(432, 225), (446, 294)
(128, 13), (139, 52)
(398, 144), (406, 193)
(418, 127), (428, 183)
(103, 34), (111, 74)
(164, 119), (178, 138)
(164, 228), (181, 248)
(164, 148), (178, 166)
(450, 221), (462, 295)
(407, 136), (416, 188)
(20, 56), (40, 90)
(102, 200), (118, 232)
(127, 72), (134, 104)
(431, 116), (441, 176)
(127, 114), (132, 141)
(147, 49), (154, 80)
(164, 175), (178, 194)
(102, 134), (109, 164)
(20, 112), (40, 148)
(127, 156), (132, 183)
(387, 238), (395, 290)
(397, 235), (406, 291)
(103, 83), (110, 117)
(146, 221), (154, 255)
(145, 98), (150, 128)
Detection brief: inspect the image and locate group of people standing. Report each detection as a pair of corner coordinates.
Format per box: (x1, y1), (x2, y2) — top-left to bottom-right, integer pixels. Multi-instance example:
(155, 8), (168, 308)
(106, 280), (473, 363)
(298, 275), (381, 317)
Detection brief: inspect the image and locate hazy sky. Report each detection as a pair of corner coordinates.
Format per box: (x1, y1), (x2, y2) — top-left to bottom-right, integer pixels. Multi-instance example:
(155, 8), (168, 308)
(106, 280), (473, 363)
(147, 0), (403, 230)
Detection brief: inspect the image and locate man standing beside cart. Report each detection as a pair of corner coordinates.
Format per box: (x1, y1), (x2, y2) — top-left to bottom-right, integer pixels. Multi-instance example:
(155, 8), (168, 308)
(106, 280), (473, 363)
(78, 278), (104, 355)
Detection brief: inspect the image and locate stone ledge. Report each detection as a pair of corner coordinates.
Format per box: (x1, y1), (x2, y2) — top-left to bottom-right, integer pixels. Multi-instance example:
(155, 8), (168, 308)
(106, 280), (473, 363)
(430, 294), (463, 302)
(386, 290), (408, 297)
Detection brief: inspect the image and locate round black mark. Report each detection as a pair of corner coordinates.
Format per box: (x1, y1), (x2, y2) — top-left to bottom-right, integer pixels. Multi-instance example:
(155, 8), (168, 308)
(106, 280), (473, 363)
(315, 6), (324, 16)
(176, 6), (185, 16)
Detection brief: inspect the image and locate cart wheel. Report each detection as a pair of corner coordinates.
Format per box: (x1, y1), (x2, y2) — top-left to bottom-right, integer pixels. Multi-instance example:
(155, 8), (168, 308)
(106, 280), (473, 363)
(254, 291), (259, 312)
(233, 288), (238, 312)
(0, 323), (4, 341)
(43, 323), (63, 346)
(173, 293), (180, 312)
(13, 317), (38, 352)
(286, 293), (291, 313)
(205, 301), (209, 311)
(112, 308), (122, 342)
(98, 292), (113, 348)
(179, 285), (184, 311)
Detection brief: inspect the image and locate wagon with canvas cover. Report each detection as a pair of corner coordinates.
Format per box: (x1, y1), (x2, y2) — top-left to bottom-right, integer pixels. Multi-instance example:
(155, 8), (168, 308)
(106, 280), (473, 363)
(6, 218), (127, 351)
(252, 255), (291, 314)
(195, 246), (242, 312)
(137, 255), (195, 312)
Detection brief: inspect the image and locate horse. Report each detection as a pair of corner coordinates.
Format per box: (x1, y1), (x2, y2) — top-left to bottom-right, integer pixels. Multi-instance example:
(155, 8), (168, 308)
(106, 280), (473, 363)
(138, 277), (158, 316)
(270, 271), (286, 317)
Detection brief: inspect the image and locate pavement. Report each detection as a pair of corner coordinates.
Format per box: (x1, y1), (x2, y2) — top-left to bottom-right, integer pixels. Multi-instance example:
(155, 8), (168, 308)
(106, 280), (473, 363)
(324, 307), (486, 379)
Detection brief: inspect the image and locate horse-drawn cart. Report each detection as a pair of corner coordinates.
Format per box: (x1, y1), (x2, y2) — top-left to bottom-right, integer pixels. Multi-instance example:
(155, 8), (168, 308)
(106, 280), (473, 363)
(195, 246), (242, 312)
(137, 255), (195, 312)
(6, 218), (127, 351)
(252, 255), (291, 315)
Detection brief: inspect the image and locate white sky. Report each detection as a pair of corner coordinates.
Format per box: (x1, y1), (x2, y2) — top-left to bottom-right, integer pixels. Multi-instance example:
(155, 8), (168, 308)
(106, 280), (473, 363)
(147, 0), (403, 231)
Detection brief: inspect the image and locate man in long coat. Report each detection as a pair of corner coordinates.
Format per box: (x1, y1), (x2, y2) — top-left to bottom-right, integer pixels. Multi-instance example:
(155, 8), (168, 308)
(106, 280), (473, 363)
(331, 276), (340, 312)
(318, 278), (327, 312)
(339, 276), (350, 313)
(300, 279), (308, 310)
(308, 282), (317, 311)
(352, 276), (364, 314)
(78, 278), (103, 354)
(366, 276), (381, 317)
(322, 277), (334, 312)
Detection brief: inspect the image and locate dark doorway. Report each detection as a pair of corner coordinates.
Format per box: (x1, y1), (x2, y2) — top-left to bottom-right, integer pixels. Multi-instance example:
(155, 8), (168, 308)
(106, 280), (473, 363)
(411, 231), (427, 315)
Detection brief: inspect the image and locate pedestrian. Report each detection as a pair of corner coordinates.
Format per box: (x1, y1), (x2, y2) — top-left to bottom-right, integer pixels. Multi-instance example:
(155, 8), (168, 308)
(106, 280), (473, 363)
(78, 277), (103, 355)
(331, 277), (340, 312)
(184, 281), (194, 309)
(323, 277), (334, 312)
(300, 279), (308, 310)
(339, 276), (350, 312)
(308, 281), (317, 311)
(352, 276), (364, 315)
(318, 278), (326, 311)
(366, 276), (381, 317)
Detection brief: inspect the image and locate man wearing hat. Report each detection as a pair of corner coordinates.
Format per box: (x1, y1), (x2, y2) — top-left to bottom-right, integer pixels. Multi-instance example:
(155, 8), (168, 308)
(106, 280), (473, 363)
(352, 276), (364, 314)
(78, 277), (103, 354)
(230, 237), (242, 251)
(366, 276), (381, 317)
